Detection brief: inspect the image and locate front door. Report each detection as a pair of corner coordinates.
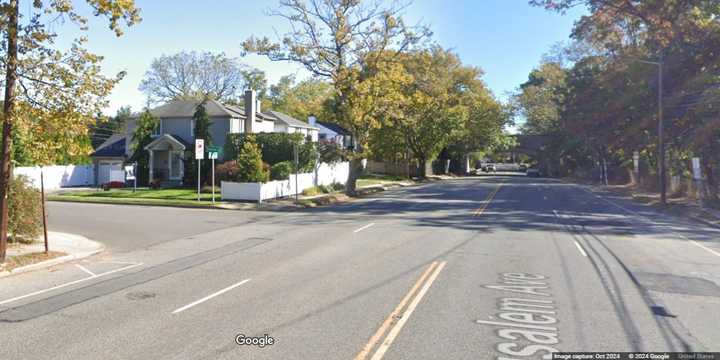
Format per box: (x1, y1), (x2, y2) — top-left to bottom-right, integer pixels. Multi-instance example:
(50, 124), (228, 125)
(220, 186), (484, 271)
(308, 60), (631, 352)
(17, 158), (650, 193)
(170, 151), (182, 180)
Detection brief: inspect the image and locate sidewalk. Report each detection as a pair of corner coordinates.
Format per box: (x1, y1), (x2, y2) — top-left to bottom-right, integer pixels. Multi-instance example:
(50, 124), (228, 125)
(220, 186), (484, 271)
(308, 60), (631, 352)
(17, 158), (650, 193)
(1, 232), (104, 277)
(584, 182), (720, 229)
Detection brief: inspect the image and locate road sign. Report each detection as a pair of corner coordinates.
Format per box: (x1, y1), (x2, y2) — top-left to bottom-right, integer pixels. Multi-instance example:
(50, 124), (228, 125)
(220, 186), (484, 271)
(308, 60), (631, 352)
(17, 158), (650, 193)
(124, 165), (135, 180)
(208, 145), (220, 160)
(195, 139), (205, 159)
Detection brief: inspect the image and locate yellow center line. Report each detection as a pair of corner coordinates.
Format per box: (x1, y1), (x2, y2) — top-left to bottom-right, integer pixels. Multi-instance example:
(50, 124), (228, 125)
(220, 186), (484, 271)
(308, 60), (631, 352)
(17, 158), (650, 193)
(354, 261), (443, 360)
(473, 181), (504, 217)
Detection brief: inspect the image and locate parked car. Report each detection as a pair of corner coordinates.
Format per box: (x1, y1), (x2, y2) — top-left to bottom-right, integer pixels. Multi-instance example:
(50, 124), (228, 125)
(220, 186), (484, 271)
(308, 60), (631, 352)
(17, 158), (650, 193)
(519, 164), (528, 172)
(484, 164), (496, 173)
(526, 168), (542, 177)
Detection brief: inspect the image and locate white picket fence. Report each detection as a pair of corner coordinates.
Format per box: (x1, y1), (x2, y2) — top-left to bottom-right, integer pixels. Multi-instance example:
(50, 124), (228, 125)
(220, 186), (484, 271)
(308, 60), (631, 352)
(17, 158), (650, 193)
(222, 162), (349, 202)
(14, 165), (94, 190)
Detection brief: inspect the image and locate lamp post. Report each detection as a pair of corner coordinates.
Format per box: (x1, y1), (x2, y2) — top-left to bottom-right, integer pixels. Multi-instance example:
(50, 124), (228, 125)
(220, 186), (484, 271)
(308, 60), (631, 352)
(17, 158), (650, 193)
(631, 55), (666, 205)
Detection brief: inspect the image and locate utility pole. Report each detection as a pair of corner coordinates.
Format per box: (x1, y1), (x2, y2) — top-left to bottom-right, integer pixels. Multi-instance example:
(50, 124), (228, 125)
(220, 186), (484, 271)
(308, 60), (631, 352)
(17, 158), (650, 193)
(628, 55), (666, 205)
(657, 53), (666, 205)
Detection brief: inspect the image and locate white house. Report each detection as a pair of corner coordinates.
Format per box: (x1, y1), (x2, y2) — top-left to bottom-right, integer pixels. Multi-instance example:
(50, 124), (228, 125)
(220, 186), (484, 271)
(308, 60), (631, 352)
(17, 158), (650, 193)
(308, 116), (354, 149)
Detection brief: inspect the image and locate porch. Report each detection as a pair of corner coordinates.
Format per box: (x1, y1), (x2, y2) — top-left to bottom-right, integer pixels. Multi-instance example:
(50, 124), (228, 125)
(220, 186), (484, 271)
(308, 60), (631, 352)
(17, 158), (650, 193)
(144, 134), (190, 186)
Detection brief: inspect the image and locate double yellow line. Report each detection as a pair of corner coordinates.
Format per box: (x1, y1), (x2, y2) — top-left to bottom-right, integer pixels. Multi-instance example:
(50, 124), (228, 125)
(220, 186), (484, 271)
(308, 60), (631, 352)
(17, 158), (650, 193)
(473, 181), (503, 217)
(355, 261), (447, 360)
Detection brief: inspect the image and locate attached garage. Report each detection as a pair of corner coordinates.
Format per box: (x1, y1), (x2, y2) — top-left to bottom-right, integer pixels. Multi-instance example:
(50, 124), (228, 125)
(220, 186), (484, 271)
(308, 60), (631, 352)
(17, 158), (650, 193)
(90, 135), (127, 186)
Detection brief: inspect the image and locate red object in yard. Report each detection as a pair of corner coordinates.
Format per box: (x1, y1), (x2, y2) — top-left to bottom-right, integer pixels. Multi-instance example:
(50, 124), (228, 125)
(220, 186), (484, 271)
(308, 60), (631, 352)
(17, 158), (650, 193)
(103, 181), (126, 190)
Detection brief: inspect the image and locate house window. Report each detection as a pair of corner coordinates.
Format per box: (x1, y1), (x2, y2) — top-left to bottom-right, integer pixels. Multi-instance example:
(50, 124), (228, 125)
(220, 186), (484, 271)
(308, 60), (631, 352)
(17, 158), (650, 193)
(319, 134), (327, 140)
(151, 119), (161, 137)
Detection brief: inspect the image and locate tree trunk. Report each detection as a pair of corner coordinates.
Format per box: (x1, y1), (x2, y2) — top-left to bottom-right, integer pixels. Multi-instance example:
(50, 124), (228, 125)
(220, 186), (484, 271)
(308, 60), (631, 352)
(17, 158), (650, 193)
(0, 0), (19, 263)
(418, 156), (427, 178)
(345, 157), (364, 196)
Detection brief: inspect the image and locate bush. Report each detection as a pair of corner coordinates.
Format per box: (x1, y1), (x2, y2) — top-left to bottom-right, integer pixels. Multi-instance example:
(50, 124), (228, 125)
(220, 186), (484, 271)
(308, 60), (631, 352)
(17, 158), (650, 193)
(302, 186), (321, 196)
(330, 182), (345, 191)
(270, 161), (293, 181)
(225, 132), (316, 170)
(8, 175), (42, 244)
(236, 136), (269, 183)
(216, 160), (240, 182)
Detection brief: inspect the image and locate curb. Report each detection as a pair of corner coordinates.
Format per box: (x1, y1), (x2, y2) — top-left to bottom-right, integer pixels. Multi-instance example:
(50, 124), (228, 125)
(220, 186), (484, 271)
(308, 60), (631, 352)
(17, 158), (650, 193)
(565, 180), (720, 230)
(0, 234), (105, 279)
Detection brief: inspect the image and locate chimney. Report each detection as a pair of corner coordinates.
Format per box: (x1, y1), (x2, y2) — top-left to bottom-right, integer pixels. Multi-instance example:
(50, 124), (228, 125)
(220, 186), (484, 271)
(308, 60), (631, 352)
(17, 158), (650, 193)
(244, 89), (256, 133)
(308, 115), (317, 127)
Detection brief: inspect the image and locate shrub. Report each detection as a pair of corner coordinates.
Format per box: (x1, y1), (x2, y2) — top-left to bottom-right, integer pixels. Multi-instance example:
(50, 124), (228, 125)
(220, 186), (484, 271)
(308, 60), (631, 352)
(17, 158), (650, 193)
(330, 182), (345, 191)
(302, 186), (321, 196)
(236, 136), (269, 183)
(8, 175), (42, 244)
(216, 160), (240, 182)
(225, 132), (316, 170)
(270, 161), (293, 181)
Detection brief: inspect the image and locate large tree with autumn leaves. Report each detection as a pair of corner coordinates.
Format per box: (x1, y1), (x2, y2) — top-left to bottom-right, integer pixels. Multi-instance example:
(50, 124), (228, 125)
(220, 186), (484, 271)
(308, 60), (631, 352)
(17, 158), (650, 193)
(0, 0), (140, 262)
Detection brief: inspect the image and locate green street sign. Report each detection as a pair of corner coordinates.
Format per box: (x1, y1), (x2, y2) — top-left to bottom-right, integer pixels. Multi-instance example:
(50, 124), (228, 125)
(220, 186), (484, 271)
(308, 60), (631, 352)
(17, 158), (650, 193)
(208, 151), (218, 160)
(207, 145), (221, 152)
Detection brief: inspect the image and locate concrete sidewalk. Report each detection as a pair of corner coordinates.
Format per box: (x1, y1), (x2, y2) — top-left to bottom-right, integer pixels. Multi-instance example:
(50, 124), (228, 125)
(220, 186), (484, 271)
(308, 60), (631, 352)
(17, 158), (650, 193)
(1, 232), (104, 277)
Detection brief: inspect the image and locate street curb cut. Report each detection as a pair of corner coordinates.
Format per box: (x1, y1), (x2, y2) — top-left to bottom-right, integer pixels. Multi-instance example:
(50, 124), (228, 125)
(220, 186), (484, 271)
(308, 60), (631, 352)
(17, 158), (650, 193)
(0, 235), (105, 279)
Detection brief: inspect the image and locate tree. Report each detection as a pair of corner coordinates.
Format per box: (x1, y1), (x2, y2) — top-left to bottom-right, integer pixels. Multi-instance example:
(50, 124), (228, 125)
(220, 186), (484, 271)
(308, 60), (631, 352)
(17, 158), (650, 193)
(236, 135), (269, 183)
(241, 68), (269, 99)
(129, 109), (159, 186)
(90, 106), (133, 149)
(191, 101), (213, 185)
(140, 51), (255, 103)
(0, 0), (140, 262)
(243, 0), (430, 195)
(269, 76), (332, 121)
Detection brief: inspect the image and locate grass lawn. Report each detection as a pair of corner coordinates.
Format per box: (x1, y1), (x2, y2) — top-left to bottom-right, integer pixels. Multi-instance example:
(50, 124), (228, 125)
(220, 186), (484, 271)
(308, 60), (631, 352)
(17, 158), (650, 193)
(49, 188), (222, 207)
(357, 174), (409, 188)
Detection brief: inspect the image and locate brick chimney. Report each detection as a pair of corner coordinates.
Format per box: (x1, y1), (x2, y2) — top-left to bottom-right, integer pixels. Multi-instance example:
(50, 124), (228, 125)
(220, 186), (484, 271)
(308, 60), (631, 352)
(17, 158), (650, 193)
(244, 89), (256, 133)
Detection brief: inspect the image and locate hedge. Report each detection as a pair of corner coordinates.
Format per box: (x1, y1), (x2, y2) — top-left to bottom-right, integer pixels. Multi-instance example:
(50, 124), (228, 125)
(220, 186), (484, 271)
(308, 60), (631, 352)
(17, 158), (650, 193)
(224, 132), (316, 172)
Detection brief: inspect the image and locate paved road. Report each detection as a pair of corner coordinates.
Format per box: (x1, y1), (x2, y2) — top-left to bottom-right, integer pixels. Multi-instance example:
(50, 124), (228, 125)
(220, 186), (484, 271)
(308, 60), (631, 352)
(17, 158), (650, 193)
(1, 176), (719, 359)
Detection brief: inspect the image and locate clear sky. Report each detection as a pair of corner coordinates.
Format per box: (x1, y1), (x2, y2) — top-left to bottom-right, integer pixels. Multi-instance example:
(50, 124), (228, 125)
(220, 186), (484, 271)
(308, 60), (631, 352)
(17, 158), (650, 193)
(56, 0), (586, 115)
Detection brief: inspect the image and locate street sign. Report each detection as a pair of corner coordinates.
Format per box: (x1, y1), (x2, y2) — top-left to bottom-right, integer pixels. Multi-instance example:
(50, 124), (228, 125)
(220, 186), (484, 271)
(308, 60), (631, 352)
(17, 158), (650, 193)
(124, 165), (135, 180)
(195, 139), (205, 159)
(208, 145), (220, 160)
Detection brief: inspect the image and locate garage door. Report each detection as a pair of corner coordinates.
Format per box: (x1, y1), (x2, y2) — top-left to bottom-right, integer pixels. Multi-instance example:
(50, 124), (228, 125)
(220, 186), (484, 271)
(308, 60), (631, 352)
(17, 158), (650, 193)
(98, 161), (123, 185)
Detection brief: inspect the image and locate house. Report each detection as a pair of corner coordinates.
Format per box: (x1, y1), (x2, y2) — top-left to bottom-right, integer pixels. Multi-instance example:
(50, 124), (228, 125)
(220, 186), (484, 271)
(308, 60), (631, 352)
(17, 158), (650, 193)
(308, 116), (354, 149)
(91, 90), (318, 186)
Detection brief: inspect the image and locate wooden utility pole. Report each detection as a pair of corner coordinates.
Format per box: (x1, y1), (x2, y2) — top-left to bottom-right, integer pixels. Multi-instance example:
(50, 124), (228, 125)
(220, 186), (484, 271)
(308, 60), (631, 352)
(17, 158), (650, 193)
(0, 0), (19, 263)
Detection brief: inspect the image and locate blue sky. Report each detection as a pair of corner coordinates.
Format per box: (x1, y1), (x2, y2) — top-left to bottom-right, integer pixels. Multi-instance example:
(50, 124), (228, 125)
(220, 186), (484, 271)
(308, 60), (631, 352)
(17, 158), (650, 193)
(55, 0), (586, 115)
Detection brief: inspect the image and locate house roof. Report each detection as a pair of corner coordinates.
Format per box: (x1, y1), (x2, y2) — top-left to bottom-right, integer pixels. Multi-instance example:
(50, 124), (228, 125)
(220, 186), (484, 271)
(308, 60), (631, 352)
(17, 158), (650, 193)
(144, 134), (191, 151)
(91, 136), (126, 157)
(224, 104), (274, 121)
(146, 99), (235, 118)
(263, 110), (318, 130)
(317, 121), (351, 136)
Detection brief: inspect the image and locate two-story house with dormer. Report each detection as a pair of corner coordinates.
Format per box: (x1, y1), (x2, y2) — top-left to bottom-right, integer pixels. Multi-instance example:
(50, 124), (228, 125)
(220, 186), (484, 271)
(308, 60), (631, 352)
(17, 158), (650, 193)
(90, 90), (319, 186)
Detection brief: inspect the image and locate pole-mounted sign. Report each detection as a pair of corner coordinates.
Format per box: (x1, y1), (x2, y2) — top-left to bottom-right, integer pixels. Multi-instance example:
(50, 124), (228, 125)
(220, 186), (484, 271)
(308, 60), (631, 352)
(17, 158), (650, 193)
(196, 139), (205, 201)
(195, 139), (205, 160)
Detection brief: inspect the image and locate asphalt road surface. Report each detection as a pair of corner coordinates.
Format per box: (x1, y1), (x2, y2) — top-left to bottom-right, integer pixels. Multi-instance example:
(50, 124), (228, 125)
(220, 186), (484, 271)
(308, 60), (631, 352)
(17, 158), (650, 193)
(1, 176), (719, 359)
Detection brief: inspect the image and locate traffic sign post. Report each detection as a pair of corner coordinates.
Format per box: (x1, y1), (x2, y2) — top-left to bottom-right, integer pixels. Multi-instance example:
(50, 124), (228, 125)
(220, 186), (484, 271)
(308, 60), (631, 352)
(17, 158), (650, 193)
(207, 146), (220, 204)
(195, 139), (205, 201)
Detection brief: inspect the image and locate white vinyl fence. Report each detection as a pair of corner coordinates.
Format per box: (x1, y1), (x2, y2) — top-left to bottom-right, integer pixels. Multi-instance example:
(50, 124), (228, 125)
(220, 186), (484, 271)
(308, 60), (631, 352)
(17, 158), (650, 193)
(14, 165), (94, 190)
(222, 162), (349, 202)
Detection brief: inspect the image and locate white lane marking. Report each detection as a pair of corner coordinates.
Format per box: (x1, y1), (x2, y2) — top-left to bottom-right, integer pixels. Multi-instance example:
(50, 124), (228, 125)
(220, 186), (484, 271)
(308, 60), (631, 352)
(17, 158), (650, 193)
(574, 241), (588, 257)
(370, 262), (446, 360)
(75, 264), (97, 277)
(581, 187), (720, 259)
(0, 262), (143, 306)
(553, 210), (588, 257)
(354, 223), (376, 233)
(172, 278), (251, 315)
